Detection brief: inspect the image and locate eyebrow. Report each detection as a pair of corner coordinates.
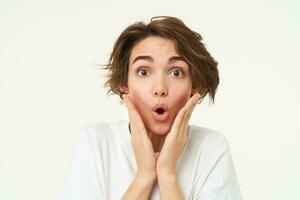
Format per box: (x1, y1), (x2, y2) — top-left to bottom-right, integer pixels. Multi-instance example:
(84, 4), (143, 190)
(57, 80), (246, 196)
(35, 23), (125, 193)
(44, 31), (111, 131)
(132, 55), (186, 65)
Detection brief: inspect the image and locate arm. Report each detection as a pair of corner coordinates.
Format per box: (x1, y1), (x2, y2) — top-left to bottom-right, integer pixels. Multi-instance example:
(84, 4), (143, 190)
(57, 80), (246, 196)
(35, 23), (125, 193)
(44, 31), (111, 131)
(122, 94), (200, 200)
(154, 93), (200, 200)
(157, 172), (184, 200)
(122, 95), (158, 199)
(122, 173), (156, 200)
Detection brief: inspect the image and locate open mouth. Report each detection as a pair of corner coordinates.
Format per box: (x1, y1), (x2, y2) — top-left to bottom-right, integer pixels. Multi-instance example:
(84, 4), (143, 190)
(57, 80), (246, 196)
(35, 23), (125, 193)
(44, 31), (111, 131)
(152, 104), (169, 122)
(155, 108), (165, 115)
(152, 107), (169, 122)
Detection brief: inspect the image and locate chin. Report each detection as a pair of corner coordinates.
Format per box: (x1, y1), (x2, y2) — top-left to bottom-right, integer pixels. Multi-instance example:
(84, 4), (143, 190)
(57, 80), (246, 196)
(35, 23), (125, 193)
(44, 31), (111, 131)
(147, 122), (171, 135)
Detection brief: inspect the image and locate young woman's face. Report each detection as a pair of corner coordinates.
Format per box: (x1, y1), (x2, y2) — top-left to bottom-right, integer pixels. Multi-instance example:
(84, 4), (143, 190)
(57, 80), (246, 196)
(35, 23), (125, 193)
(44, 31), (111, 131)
(124, 36), (193, 135)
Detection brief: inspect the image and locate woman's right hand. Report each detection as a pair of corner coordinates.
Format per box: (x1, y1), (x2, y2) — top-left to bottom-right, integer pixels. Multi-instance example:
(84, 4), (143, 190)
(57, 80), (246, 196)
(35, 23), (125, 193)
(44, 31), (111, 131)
(122, 94), (157, 180)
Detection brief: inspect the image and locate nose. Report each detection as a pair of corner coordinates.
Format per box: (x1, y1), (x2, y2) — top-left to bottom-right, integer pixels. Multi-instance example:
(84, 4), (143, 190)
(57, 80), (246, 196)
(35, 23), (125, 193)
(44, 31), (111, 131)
(154, 89), (167, 96)
(153, 78), (168, 97)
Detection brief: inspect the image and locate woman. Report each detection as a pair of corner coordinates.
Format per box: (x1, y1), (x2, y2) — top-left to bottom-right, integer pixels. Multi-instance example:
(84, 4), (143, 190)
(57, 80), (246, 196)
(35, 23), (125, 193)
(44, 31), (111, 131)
(60, 16), (243, 200)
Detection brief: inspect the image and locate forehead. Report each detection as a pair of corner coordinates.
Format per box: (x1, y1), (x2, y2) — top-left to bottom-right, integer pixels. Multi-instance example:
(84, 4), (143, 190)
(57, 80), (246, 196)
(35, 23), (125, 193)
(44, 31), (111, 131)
(129, 36), (179, 63)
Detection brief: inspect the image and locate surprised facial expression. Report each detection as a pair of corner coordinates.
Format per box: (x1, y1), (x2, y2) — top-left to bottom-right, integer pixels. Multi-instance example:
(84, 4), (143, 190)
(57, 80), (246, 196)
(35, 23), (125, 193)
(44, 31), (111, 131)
(123, 36), (193, 135)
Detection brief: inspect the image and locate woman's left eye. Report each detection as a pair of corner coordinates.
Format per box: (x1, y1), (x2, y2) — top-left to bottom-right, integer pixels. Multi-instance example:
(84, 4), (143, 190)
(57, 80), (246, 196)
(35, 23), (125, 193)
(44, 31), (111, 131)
(171, 68), (184, 78)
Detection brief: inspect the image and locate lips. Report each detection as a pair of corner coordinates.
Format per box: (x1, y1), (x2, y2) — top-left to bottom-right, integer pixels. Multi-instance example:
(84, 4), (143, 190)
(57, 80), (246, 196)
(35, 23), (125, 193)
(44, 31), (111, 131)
(152, 104), (168, 113)
(152, 104), (169, 122)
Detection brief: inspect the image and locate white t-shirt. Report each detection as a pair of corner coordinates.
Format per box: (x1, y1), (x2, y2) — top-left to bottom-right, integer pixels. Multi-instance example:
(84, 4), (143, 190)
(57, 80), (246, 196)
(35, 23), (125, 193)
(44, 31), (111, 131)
(59, 120), (243, 200)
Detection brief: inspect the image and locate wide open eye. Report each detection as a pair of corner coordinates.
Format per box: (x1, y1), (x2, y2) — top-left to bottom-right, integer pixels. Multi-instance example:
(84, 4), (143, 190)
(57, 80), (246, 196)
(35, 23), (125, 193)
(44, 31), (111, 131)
(171, 68), (185, 78)
(137, 67), (149, 77)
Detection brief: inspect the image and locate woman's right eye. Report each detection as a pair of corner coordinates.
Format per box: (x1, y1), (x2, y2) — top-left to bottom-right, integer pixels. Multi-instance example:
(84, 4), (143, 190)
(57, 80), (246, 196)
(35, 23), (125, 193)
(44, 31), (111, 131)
(137, 68), (149, 77)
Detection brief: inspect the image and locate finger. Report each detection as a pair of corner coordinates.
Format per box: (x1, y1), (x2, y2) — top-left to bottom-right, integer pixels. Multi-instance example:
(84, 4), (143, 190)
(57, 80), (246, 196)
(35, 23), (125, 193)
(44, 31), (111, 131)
(185, 93), (200, 112)
(169, 104), (189, 142)
(186, 93), (201, 120)
(122, 95), (136, 127)
(122, 94), (147, 135)
(122, 95), (138, 126)
(177, 92), (200, 123)
(173, 93), (200, 138)
(123, 95), (142, 124)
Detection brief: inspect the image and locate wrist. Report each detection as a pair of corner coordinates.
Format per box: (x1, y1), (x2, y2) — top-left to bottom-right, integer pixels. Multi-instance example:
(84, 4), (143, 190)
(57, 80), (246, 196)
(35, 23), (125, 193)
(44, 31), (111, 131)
(157, 171), (177, 182)
(156, 168), (176, 177)
(136, 172), (157, 184)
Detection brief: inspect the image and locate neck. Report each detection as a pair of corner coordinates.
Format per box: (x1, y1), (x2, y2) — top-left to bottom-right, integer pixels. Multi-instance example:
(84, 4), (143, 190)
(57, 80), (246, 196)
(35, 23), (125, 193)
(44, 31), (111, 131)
(128, 122), (166, 153)
(147, 130), (166, 153)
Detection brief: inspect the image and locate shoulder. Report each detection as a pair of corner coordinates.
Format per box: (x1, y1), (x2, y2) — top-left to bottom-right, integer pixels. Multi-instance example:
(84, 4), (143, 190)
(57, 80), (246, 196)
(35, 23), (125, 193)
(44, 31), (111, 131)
(75, 120), (125, 145)
(189, 125), (242, 199)
(80, 120), (122, 136)
(188, 124), (229, 153)
(187, 125), (234, 180)
(83, 121), (111, 134)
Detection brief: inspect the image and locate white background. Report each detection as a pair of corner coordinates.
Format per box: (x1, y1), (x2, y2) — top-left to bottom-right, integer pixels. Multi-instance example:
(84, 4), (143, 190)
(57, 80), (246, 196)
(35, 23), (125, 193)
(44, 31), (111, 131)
(0, 0), (299, 199)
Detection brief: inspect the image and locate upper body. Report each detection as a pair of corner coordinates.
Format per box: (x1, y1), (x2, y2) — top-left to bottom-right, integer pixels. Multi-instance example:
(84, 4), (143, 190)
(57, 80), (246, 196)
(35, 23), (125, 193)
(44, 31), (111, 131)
(59, 120), (243, 200)
(60, 16), (243, 200)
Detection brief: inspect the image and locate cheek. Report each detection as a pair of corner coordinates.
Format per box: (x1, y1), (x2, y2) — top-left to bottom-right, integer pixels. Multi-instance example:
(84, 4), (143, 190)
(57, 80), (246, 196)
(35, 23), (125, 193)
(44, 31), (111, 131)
(128, 87), (149, 113)
(170, 85), (191, 114)
(174, 94), (189, 112)
(171, 82), (191, 100)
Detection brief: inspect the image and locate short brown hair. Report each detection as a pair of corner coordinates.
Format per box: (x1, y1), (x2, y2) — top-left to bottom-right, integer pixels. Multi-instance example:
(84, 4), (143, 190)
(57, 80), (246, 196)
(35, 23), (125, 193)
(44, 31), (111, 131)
(100, 16), (219, 104)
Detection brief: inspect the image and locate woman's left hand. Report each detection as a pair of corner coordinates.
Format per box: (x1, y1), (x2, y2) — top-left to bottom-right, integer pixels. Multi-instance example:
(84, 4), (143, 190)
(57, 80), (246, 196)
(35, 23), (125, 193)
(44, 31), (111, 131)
(156, 93), (201, 176)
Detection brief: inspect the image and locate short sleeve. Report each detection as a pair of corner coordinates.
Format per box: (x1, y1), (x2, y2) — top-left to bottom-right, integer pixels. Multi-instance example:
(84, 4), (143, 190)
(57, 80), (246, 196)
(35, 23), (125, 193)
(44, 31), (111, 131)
(193, 136), (243, 200)
(59, 128), (102, 200)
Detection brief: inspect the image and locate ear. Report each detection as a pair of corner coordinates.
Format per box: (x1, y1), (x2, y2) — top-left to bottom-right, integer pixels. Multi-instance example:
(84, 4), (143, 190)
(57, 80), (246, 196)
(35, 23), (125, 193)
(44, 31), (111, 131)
(120, 85), (129, 94)
(190, 88), (196, 97)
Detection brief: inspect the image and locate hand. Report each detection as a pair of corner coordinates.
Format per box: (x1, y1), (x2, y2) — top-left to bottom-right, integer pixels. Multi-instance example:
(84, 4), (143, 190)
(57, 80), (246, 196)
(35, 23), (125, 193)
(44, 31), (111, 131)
(156, 93), (201, 176)
(122, 94), (157, 179)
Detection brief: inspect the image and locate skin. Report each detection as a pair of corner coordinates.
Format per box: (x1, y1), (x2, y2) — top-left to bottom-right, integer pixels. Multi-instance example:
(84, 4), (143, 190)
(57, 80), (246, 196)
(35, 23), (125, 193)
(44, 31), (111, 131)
(121, 36), (201, 199)
(122, 92), (200, 175)
(121, 36), (197, 152)
(122, 92), (200, 200)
